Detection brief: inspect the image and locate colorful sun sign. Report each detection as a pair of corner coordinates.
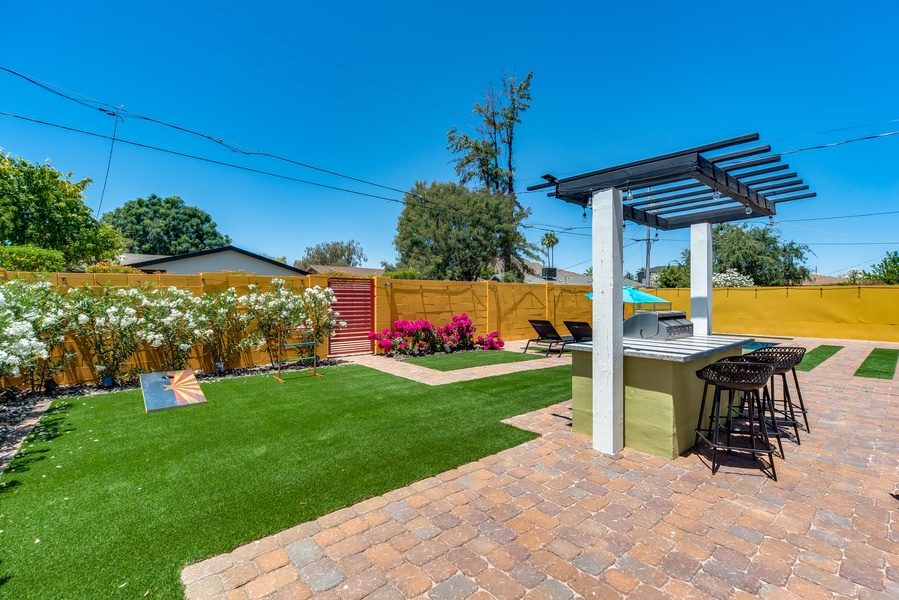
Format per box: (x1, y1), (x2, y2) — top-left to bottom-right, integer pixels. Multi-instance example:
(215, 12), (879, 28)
(140, 370), (207, 413)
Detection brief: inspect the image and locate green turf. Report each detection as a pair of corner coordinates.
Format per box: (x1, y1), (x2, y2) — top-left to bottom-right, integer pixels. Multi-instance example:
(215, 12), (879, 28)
(853, 348), (899, 379)
(403, 349), (545, 371)
(794, 344), (843, 371)
(0, 365), (570, 599)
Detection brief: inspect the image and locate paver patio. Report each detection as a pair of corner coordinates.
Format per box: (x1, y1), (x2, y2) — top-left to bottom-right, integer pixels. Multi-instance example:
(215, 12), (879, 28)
(183, 338), (899, 599)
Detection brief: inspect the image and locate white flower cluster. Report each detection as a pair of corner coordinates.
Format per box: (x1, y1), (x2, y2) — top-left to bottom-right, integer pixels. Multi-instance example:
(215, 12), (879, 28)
(0, 290), (48, 378)
(712, 268), (756, 288)
(141, 287), (208, 370)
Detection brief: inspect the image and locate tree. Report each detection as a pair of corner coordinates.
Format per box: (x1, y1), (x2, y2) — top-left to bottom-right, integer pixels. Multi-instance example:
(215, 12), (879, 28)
(393, 181), (538, 281)
(101, 194), (231, 255)
(541, 232), (559, 268)
(294, 240), (366, 270)
(712, 224), (811, 286)
(0, 153), (122, 268)
(653, 226), (812, 288)
(864, 251), (899, 284)
(446, 70), (533, 195)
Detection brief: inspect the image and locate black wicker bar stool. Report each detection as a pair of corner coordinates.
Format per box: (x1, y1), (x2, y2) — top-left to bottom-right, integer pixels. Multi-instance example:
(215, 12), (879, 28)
(694, 360), (778, 480)
(746, 346), (809, 434)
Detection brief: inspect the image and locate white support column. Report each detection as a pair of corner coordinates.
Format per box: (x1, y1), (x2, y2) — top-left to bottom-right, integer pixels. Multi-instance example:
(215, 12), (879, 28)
(592, 188), (624, 454)
(690, 223), (713, 336)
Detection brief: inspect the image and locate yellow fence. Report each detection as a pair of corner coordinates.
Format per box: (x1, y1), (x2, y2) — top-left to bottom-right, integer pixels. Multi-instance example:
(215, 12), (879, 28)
(647, 286), (899, 342)
(3, 268), (899, 387)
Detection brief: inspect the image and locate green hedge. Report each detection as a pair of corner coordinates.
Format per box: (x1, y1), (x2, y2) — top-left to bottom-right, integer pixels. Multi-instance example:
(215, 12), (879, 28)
(0, 245), (65, 272)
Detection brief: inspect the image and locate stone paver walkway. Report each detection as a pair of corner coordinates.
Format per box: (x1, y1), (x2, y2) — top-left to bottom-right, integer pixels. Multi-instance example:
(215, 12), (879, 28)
(183, 338), (899, 600)
(345, 341), (571, 386)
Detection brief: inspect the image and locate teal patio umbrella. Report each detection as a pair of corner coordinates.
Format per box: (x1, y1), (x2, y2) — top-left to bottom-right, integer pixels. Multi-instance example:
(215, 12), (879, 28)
(585, 287), (671, 306)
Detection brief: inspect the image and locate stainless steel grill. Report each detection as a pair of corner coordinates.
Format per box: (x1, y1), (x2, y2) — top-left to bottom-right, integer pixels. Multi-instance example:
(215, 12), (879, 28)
(623, 310), (693, 340)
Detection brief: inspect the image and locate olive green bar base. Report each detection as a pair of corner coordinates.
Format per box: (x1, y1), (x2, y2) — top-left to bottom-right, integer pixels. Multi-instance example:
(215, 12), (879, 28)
(572, 347), (742, 459)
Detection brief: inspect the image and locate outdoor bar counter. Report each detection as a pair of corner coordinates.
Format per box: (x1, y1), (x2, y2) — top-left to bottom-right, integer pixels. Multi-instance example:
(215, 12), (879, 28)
(569, 335), (752, 459)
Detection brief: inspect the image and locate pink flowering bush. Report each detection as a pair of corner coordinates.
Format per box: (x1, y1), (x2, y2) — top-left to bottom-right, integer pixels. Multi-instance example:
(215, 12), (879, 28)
(477, 331), (505, 350)
(369, 314), (503, 356)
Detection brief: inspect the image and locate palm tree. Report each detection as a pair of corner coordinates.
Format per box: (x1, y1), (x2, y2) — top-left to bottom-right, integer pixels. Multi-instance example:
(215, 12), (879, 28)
(541, 232), (559, 268)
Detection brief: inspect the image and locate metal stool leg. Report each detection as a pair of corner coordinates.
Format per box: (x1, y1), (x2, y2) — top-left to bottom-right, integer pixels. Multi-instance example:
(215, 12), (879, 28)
(791, 367), (810, 432)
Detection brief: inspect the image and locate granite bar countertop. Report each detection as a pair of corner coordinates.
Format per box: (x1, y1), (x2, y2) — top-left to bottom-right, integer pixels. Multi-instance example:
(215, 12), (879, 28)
(568, 335), (753, 363)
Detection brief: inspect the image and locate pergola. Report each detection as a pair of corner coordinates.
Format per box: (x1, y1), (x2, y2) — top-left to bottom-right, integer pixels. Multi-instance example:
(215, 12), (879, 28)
(527, 133), (816, 454)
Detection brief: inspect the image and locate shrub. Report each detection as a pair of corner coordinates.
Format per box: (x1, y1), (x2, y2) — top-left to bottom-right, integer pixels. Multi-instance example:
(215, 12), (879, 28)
(0, 279), (74, 390)
(382, 269), (419, 280)
(0, 245), (65, 272)
(141, 287), (207, 371)
(240, 279), (306, 366)
(0, 287), (48, 382)
(476, 331), (505, 350)
(85, 261), (142, 274)
(67, 284), (144, 385)
(298, 286), (346, 350)
(437, 313), (476, 351)
(712, 268), (755, 288)
(197, 288), (253, 368)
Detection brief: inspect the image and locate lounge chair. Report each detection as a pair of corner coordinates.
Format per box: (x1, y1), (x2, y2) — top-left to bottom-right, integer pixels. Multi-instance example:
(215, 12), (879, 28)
(524, 320), (574, 356)
(563, 321), (592, 343)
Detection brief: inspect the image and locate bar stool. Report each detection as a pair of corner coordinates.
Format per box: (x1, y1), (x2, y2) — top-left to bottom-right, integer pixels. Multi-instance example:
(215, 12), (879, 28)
(747, 346), (809, 434)
(694, 360), (778, 480)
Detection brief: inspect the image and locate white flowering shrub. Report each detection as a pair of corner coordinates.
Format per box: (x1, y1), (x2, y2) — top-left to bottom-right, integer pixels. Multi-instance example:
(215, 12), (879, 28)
(0, 280), (74, 390)
(240, 279), (307, 365)
(67, 285), (144, 385)
(712, 268), (755, 288)
(298, 286), (346, 350)
(141, 287), (208, 371)
(197, 288), (253, 367)
(0, 289), (48, 383)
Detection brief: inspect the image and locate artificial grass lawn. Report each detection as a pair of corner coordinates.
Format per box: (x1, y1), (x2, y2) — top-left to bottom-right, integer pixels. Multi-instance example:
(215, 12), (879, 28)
(0, 364), (570, 599)
(795, 344), (843, 372)
(854, 348), (899, 379)
(403, 349), (545, 371)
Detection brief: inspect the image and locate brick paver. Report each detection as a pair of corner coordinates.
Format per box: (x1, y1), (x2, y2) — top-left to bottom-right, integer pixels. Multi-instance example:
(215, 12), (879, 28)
(184, 338), (899, 599)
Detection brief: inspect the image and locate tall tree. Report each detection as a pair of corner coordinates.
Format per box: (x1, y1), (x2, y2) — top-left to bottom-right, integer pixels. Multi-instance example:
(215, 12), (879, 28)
(446, 70), (533, 195)
(541, 232), (559, 267)
(294, 240), (366, 270)
(393, 182), (538, 281)
(0, 153), (122, 268)
(864, 251), (899, 284)
(102, 194), (231, 255)
(653, 225), (812, 288)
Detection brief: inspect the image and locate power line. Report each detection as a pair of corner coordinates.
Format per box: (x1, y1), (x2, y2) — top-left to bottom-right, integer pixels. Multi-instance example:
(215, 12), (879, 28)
(779, 209), (899, 223)
(0, 111), (409, 205)
(95, 115), (122, 217)
(1, 66), (417, 198)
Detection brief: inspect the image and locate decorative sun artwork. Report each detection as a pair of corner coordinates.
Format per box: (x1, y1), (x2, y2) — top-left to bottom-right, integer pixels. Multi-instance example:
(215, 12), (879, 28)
(140, 370), (207, 413)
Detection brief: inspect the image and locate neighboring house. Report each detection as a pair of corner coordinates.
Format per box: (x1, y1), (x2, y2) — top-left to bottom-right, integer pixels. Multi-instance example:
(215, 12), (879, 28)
(123, 246), (307, 276)
(304, 265), (384, 277)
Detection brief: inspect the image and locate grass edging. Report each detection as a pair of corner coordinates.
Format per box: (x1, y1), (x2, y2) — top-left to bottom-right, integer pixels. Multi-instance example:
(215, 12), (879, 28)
(795, 345), (843, 372)
(854, 348), (899, 379)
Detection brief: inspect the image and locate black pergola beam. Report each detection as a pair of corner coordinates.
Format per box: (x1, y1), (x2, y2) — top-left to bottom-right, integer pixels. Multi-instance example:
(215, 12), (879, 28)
(623, 203), (670, 229)
(744, 172), (798, 186)
(708, 145), (771, 164)
(752, 179), (803, 192)
(693, 155), (774, 215)
(772, 192), (817, 204)
(630, 187), (709, 208)
(764, 185), (809, 197)
(665, 206), (761, 229)
(721, 155), (782, 172)
(734, 164), (791, 180)
(553, 154), (698, 204)
(630, 181), (703, 200)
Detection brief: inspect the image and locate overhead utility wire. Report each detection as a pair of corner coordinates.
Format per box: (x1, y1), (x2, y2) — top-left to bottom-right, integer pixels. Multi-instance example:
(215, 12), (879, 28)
(0, 111), (408, 205)
(194, 0), (460, 118)
(1, 66), (415, 198)
(779, 209), (899, 223)
(99, 0), (441, 134)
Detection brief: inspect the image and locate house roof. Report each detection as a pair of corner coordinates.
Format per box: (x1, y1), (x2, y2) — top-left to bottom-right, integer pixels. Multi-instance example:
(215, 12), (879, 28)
(305, 265), (384, 276)
(127, 245), (308, 275)
(119, 253), (171, 265)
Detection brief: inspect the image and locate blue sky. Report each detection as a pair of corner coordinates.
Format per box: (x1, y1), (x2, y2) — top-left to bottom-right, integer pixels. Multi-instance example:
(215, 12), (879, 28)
(2, 0), (898, 277)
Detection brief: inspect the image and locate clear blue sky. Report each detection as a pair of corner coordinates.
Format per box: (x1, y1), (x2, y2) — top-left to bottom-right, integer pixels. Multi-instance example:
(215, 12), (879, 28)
(2, 0), (898, 277)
